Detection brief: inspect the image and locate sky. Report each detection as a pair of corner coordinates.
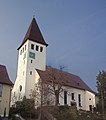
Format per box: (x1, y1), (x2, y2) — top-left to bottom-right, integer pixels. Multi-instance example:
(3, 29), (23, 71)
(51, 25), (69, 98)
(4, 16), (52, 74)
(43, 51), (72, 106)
(0, 0), (106, 91)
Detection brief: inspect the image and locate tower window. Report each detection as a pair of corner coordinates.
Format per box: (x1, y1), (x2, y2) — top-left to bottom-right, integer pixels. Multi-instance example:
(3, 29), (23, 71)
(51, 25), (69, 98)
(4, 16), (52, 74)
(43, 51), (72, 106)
(31, 60), (33, 63)
(31, 44), (34, 50)
(23, 47), (24, 52)
(30, 71), (32, 75)
(25, 45), (26, 50)
(19, 85), (22, 92)
(36, 45), (39, 51)
(40, 47), (43, 52)
(20, 50), (22, 55)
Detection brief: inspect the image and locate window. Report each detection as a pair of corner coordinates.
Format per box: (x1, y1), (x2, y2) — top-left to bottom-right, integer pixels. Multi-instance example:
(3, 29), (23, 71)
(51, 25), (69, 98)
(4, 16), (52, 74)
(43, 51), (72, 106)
(20, 50), (22, 55)
(89, 98), (91, 100)
(40, 47), (43, 52)
(36, 45), (39, 51)
(30, 71), (32, 75)
(23, 47), (24, 52)
(25, 45), (26, 50)
(78, 94), (81, 107)
(64, 91), (67, 105)
(0, 84), (3, 97)
(19, 85), (22, 92)
(31, 60), (33, 63)
(71, 93), (74, 100)
(31, 44), (34, 50)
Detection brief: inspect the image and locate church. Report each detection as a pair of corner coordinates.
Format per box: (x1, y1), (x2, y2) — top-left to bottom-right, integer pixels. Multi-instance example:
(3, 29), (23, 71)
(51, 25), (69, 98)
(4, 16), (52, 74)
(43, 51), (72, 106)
(11, 17), (96, 111)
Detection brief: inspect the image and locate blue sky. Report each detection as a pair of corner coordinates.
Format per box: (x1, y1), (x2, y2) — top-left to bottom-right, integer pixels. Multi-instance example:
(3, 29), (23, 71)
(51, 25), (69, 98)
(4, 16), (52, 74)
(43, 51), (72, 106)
(0, 0), (106, 91)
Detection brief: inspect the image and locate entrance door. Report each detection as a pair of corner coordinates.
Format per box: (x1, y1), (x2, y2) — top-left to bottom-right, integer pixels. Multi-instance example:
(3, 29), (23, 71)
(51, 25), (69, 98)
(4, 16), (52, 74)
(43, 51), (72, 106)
(4, 107), (6, 117)
(89, 105), (92, 111)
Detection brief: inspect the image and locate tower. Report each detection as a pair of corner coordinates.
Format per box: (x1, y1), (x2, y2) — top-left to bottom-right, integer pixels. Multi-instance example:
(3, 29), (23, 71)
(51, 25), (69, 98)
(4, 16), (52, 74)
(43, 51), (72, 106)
(12, 17), (48, 104)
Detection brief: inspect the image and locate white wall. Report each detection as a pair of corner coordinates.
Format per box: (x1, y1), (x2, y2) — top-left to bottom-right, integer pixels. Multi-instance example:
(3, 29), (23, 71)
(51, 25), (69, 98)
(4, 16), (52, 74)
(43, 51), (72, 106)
(85, 91), (96, 111)
(27, 40), (46, 71)
(11, 41), (29, 105)
(0, 84), (11, 117)
(25, 40), (46, 98)
(59, 86), (95, 111)
(11, 40), (47, 105)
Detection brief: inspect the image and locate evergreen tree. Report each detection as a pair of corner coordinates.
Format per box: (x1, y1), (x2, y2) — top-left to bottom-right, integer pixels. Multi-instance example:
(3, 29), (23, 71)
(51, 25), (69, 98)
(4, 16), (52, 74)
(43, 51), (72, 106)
(96, 70), (106, 119)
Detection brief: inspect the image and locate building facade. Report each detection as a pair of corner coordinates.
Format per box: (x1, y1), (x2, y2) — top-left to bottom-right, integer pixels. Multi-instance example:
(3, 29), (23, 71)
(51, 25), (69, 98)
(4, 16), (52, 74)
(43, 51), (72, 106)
(11, 17), (96, 111)
(0, 65), (13, 117)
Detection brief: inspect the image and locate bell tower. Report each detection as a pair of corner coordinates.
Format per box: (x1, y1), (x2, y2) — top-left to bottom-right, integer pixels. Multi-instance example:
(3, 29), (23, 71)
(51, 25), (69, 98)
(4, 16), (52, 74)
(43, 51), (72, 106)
(18, 17), (48, 71)
(11, 17), (48, 104)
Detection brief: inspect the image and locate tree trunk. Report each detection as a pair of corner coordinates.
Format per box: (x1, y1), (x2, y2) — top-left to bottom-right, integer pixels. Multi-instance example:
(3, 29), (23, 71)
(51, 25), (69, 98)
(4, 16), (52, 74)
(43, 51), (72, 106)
(55, 91), (59, 106)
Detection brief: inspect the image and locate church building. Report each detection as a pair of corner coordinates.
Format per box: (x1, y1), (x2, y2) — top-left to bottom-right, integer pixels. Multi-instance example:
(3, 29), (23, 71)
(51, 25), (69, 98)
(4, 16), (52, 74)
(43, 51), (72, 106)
(11, 17), (96, 111)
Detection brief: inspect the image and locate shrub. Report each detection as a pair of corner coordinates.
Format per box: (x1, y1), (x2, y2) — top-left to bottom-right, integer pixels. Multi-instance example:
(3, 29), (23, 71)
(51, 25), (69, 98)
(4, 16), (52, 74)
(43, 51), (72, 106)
(10, 97), (38, 119)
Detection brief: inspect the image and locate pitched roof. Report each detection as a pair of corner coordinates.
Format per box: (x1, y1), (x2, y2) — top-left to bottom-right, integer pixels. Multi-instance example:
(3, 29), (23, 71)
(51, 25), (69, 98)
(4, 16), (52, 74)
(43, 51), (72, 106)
(36, 66), (95, 94)
(0, 65), (13, 86)
(18, 17), (48, 50)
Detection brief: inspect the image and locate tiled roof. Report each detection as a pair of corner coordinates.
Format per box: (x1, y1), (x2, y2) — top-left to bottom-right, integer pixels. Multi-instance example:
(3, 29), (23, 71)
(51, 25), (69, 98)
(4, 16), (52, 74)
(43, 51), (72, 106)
(0, 65), (13, 85)
(36, 66), (95, 94)
(18, 17), (48, 50)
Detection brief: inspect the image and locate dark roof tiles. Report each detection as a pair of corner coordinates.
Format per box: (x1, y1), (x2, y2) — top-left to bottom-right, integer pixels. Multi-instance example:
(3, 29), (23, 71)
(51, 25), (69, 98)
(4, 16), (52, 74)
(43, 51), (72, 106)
(36, 66), (95, 94)
(18, 18), (48, 50)
(0, 65), (13, 86)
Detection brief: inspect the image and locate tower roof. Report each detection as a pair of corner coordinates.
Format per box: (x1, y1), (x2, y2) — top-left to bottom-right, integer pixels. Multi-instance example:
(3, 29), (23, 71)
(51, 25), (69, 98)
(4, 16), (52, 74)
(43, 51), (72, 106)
(18, 17), (48, 50)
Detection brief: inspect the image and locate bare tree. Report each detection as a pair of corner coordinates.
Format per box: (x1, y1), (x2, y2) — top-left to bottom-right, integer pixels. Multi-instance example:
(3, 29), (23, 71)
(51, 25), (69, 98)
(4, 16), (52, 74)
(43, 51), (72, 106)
(30, 66), (65, 107)
(45, 66), (65, 106)
(30, 78), (52, 107)
(30, 78), (52, 120)
(30, 66), (65, 119)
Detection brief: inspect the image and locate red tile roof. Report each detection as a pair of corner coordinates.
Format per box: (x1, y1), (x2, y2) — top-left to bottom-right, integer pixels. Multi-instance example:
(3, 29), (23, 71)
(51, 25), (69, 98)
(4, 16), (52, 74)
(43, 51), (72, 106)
(0, 65), (13, 86)
(18, 17), (48, 50)
(36, 66), (95, 94)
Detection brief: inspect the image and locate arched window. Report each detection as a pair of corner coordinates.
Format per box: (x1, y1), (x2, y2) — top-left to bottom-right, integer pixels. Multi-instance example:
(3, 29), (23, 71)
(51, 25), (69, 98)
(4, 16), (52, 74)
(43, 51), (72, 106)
(19, 85), (22, 92)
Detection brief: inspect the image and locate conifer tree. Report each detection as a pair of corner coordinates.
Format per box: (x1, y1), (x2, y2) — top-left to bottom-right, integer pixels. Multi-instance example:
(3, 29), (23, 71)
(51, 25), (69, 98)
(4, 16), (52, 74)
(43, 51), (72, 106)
(96, 70), (106, 119)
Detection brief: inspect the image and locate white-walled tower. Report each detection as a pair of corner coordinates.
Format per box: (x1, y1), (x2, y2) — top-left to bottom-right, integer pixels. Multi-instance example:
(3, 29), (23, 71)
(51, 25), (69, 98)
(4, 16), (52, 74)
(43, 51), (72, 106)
(11, 17), (48, 104)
